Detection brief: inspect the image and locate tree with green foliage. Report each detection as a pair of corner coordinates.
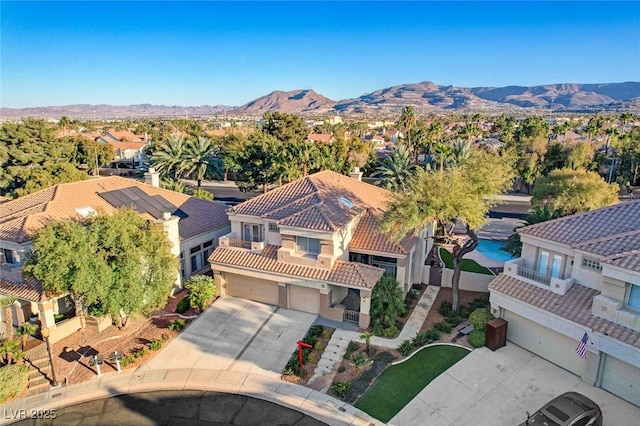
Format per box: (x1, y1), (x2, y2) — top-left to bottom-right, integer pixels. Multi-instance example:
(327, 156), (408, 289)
(16, 323), (39, 351)
(24, 209), (177, 328)
(0, 339), (22, 365)
(185, 275), (217, 311)
(398, 106), (417, 158)
(262, 111), (309, 143)
(382, 150), (515, 312)
(149, 134), (188, 179)
(235, 132), (283, 193)
(183, 136), (223, 189)
(372, 144), (416, 192)
(532, 168), (619, 216)
(370, 275), (405, 328)
(0, 363), (28, 402)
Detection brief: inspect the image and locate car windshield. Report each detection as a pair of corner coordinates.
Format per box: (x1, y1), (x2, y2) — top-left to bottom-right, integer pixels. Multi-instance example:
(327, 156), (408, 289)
(527, 411), (561, 426)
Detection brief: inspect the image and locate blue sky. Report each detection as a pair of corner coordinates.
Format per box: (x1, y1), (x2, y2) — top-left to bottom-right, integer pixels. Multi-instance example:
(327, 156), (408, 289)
(1, 1), (639, 108)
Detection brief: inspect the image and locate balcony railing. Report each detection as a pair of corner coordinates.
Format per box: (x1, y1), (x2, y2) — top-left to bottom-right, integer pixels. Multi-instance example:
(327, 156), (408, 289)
(515, 265), (551, 286)
(343, 309), (360, 324)
(219, 233), (265, 251)
(227, 239), (251, 249)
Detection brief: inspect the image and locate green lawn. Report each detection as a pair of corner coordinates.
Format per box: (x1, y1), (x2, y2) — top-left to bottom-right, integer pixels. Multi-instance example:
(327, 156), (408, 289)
(354, 345), (470, 422)
(439, 246), (494, 275)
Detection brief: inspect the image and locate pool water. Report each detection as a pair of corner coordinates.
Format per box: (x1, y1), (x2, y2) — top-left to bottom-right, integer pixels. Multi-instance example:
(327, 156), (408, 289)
(476, 239), (514, 262)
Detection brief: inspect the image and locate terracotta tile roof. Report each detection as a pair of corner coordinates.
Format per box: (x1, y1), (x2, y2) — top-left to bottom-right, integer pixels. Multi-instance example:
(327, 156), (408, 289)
(519, 200), (640, 273)
(209, 245), (384, 289)
(0, 277), (46, 302)
(107, 130), (143, 142)
(307, 133), (334, 143)
(519, 200), (640, 246)
(106, 140), (147, 151)
(229, 170), (392, 232)
(0, 177), (229, 243)
(489, 274), (640, 349)
(350, 209), (416, 255)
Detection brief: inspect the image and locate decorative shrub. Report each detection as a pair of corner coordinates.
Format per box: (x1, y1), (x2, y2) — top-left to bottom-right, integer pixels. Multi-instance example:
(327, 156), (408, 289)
(298, 369), (308, 379)
(134, 347), (148, 358)
(307, 325), (324, 339)
(382, 325), (399, 338)
(337, 365), (346, 373)
(168, 318), (186, 331)
(434, 321), (453, 333)
(438, 300), (453, 317)
(412, 331), (430, 348)
(468, 296), (490, 311)
(176, 297), (190, 314)
(161, 333), (170, 341)
(307, 352), (320, 364)
(397, 339), (414, 356)
(321, 328), (333, 339)
(345, 341), (360, 359)
(331, 381), (352, 399)
(120, 354), (136, 368)
(424, 328), (441, 342)
(87, 301), (106, 317)
(351, 352), (370, 370)
(0, 364), (28, 403)
(469, 308), (493, 331)
(446, 313), (462, 327)
(468, 329), (486, 348)
(185, 275), (217, 310)
(372, 320), (385, 336)
(314, 341), (325, 351)
(147, 339), (163, 351)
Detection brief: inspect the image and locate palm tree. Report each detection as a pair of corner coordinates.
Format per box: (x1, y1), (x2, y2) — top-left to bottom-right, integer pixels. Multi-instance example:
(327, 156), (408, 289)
(451, 139), (473, 166)
(360, 331), (373, 356)
(150, 134), (188, 179)
(59, 116), (71, 137)
(433, 141), (454, 173)
(16, 322), (39, 351)
(0, 296), (17, 340)
(160, 178), (188, 194)
(372, 144), (417, 192)
(619, 112), (634, 134)
(370, 275), (405, 327)
(398, 106), (417, 158)
(183, 136), (224, 190)
(0, 338), (23, 364)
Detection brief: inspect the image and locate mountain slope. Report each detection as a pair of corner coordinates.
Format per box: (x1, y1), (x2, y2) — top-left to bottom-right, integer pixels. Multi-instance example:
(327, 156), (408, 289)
(232, 89), (335, 114)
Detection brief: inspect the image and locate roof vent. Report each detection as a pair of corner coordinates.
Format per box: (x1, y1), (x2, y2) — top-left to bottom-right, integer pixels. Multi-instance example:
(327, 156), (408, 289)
(337, 197), (354, 208)
(75, 206), (97, 218)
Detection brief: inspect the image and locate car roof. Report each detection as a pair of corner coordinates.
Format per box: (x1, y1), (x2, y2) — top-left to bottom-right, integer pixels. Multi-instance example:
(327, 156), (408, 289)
(542, 392), (598, 423)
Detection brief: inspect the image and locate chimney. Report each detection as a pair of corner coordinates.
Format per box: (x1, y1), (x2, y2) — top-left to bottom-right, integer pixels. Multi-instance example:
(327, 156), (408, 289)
(160, 213), (182, 291)
(350, 166), (363, 182)
(144, 167), (160, 188)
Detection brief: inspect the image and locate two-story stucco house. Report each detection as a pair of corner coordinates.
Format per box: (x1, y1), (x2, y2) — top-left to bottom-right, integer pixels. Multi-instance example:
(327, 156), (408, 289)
(489, 200), (640, 406)
(0, 170), (230, 342)
(209, 169), (431, 329)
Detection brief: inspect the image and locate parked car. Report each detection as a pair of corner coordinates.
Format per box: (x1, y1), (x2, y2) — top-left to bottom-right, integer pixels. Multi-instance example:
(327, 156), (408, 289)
(520, 392), (602, 426)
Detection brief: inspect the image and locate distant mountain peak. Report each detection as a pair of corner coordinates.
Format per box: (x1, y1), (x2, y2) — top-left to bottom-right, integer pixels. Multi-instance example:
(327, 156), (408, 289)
(233, 88), (335, 114)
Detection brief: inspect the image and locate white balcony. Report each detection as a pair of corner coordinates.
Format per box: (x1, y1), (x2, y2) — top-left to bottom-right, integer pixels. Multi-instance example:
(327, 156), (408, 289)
(218, 233), (265, 252)
(504, 258), (575, 295)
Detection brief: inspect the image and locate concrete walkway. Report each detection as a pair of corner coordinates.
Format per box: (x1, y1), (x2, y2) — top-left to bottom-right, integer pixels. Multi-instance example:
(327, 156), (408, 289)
(307, 329), (357, 393)
(365, 285), (440, 349)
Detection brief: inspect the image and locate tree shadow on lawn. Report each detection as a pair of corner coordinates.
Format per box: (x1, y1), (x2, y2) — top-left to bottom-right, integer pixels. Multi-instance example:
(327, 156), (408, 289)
(354, 344), (471, 423)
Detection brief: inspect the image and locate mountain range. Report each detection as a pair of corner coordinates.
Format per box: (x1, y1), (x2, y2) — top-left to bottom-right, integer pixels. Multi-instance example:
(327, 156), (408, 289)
(2, 81), (639, 119)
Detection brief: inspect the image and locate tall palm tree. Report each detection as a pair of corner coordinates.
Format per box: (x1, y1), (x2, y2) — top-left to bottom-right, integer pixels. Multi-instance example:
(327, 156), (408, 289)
(619, 112), (634, 134)
(16, 322), (39, 351)
(372, 144), (417, 192)
(398, 106), (417, 158)
(183, 136), (224, 190)
(433, 141), (454, 173)
(149, 134), (188, 179)
(0, 296), (17, 340)
(451, 139), (473, 166)
(59, 116), (71, 137)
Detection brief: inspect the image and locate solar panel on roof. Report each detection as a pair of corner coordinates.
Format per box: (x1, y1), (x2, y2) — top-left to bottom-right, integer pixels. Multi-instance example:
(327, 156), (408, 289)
(98, 187), (187, 220)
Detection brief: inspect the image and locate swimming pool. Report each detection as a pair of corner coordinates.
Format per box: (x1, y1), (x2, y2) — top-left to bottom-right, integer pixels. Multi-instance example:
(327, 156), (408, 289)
(476, 239), (514, 262)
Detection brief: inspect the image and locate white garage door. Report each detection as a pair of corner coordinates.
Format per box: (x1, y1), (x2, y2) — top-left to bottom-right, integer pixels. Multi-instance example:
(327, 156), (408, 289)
(289, 285), (320, 314)
(503, 311), (585, 376)
(601, 355), (640, 407)
(225, 273), (279, 306)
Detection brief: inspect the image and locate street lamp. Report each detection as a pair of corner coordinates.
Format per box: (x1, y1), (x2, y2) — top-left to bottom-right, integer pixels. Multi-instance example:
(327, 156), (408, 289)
(40, 328), (59, 387)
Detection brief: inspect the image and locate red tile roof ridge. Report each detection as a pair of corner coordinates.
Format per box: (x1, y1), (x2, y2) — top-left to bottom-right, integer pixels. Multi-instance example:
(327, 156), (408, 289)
(277, 202), (335, 230)
(351, 262), (379, 287)
(261, 192), (318, 219)
(602, 248), (640, 262)
(519, 199), (639, 236)
(228, 175), (314, 214)
(575, 228), (640, 249)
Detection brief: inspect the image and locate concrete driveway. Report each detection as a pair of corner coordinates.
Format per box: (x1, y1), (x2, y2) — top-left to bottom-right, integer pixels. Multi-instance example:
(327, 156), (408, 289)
(143, 296), (317, 378)
(390, 343), (640, 426)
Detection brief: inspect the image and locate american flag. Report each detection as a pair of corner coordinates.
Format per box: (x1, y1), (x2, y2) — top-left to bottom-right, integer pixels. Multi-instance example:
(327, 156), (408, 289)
(576, 332), (589, 358)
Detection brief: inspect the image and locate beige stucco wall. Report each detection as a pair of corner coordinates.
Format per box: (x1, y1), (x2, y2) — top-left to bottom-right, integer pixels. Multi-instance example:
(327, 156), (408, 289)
(571, 252), (604, 290)
(440, 268), (494, 292)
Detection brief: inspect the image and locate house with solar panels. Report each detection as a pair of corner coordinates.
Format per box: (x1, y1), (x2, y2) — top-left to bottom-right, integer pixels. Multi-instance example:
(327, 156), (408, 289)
(208, 168), (432, 329)
(0, 169), (230, 342)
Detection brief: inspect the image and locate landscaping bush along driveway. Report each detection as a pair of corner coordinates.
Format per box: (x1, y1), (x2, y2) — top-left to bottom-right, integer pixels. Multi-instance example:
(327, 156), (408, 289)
(354, 344), (470, 422)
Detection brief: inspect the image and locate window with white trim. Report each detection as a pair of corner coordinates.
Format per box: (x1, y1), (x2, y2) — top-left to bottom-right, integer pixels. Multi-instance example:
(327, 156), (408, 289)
(180, 252), (185, 278)
(581, 257), (602, 271)
(627, 283), (640, 312)
(296, 236), (320, 255)
(268, 222), (279, 232)
(190, 240), (214, 272)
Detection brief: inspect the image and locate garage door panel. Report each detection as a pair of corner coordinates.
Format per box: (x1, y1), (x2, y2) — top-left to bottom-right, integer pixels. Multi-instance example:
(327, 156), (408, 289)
(601, 356), (640, 407)
(289, 286), (320, 314)
(504, 311), (585, 376)
(226, 274), (279, 306)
